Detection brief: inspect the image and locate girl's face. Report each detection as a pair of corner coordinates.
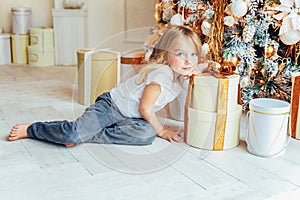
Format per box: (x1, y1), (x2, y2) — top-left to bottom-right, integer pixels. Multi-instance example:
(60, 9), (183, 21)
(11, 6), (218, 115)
(167, 37), (199, 76)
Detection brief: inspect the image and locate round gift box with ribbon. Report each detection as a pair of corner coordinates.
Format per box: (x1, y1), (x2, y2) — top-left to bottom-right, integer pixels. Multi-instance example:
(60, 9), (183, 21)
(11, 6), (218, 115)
(247, 98), (290, 157)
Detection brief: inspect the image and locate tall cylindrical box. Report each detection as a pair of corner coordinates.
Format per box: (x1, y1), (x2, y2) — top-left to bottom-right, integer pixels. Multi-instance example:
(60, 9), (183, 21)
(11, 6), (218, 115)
(11, 34), (29, 64)
(11, 7), (32, 34)
(77, 50), (120, 106)
(0, 34), (12, 65)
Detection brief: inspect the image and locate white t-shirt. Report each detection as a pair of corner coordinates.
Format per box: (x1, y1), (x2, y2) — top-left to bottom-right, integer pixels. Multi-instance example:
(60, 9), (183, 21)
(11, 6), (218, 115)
(110, 65), (183, 118)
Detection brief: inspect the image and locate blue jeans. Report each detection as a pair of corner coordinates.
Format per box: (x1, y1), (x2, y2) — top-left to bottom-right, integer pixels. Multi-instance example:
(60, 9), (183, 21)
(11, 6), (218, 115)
(27, 92), (156, 145)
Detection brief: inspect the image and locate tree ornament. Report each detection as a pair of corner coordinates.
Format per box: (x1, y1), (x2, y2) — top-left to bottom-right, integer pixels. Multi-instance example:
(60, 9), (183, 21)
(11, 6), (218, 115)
(265, 45), (275, 57)
(272, 0), (300, 45)
(170, 14), (184, 25)
(162, 0), (175, 22)
(242, 24), (256, 42)
(231, 0), (249, 17)
(240, 76), (250, 88)
(201, 20), (212, 36)
(202, 43), (209, 56)
(224, 16), (237, 27)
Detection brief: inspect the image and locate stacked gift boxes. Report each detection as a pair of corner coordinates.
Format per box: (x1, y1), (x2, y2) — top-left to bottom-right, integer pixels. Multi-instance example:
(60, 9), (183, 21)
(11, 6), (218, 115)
(27, 28), (55, 66)
(185, 71), (242, 150)
(11, 7), (31, 64)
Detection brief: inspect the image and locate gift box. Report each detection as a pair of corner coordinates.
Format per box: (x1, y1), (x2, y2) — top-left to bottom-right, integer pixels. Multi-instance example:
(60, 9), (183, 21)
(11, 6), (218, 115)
(11, 7), (32, 34)
(52, 9), (88, 65)
(185, 74), (241, 150)
(77, 49), (121, 106)
(27, 46), (55, 67)
(290, 72), (300, 139)
(191, 74), (240, 112)
(120, 49), (145, 82)
(11, 34), (29, 64)
(247, 98), (290, 157)
(27, 28), (55, 67)
(0, 34), (11, 65)
(186, 106), (242, 150)
(29, 28), (54, 49)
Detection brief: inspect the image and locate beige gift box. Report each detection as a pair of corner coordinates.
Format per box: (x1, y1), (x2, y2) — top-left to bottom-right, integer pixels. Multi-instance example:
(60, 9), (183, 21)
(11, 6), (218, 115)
(29, 28), (54, 49)
(191, 74), (240, 112)
(27, 27), (55, 67)
(11, 34), (29, 64)
(186, 105), (242, 150)
(77, 49), (121, 106)
(27, 46), (55, 67)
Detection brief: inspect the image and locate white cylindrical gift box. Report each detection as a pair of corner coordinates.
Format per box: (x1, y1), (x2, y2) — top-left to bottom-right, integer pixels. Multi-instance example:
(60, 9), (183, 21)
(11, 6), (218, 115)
(247, 98), (290, 157)
(11, 34), (29, 64)
(12, 7), (32, 34)
(27, 46), (55, 67)
(29, 28), (54, 49)
(0, 34), (12, 65)
(191, 74), (239, 112)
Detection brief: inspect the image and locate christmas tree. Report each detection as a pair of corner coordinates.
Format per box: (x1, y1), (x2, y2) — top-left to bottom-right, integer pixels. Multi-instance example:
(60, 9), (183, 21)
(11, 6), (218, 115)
(151, 0), (300, 108)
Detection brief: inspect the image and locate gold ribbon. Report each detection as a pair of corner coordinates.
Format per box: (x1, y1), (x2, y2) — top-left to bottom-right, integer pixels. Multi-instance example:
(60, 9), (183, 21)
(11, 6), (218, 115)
(291, 74), (300, 138)
(213, 78), (229, 150)
(121, 56), (144, 65)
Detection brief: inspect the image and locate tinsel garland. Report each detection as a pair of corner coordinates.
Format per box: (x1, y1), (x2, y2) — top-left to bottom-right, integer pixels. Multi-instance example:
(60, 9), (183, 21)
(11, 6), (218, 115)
(207, 0), (227, 63)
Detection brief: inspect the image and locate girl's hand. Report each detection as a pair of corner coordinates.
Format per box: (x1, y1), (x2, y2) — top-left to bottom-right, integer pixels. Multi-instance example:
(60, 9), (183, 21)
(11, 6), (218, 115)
(157, 128), (184, 142)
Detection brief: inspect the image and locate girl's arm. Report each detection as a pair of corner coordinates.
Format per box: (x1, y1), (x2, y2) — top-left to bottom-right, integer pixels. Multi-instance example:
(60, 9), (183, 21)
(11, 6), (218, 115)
(139, 83), (183, 142)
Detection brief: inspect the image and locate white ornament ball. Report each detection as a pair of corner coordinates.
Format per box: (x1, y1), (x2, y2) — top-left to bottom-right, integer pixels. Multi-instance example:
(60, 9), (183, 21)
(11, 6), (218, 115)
(231, 0), (248, 17)
(201, 20), (211, 36)
(224, 16), (236, 27)
(280, 30), (300, 45)
(170, 14), (184, 26)
(202, 43), (209, 55)
(240, 76), (250, 88)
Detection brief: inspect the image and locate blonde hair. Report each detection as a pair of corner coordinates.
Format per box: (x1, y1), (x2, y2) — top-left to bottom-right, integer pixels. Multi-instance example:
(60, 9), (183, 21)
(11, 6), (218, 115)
(137, 25), (204, 84)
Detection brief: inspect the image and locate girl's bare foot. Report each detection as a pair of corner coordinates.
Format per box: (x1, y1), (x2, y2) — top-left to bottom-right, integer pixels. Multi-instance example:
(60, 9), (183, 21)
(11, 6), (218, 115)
(7, 124), (31, 141)
(65, 144), (75, 148)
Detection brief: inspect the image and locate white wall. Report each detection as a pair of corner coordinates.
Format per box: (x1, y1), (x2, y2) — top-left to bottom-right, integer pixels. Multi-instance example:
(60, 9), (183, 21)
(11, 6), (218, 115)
(0, 0), (156, 51)
(0, 0), (54, 33)
(88, 0), (156, 51)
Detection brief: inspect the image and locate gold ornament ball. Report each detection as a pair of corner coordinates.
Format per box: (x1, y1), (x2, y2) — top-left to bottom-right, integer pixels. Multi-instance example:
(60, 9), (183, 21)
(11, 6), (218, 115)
(260, 68), (267, 76)
(265, 45), (275, 57)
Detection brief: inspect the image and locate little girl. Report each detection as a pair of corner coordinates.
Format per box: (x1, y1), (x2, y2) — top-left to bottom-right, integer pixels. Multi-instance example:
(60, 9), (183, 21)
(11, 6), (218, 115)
(8, 25), (207, 146)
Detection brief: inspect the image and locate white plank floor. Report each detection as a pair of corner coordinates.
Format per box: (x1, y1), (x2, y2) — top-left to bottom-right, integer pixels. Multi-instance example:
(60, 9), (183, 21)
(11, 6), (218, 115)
(1, 64), (300, 200)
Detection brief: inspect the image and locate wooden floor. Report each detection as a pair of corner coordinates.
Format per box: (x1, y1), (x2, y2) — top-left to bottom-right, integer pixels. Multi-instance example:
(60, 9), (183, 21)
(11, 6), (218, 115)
(1, 64), (300, 200)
